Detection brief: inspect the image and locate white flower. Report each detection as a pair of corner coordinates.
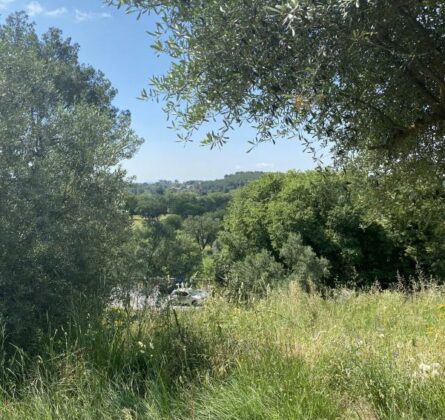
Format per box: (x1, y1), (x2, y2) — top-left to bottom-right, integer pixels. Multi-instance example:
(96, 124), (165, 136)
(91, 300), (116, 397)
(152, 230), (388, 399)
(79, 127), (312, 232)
(419, 363), (431, 373)
(414, 362), (442, 380)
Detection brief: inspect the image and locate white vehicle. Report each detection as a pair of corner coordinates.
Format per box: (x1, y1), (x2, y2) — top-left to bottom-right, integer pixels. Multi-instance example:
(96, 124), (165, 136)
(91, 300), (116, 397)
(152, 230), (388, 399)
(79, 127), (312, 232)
(168, 288), (208, 306)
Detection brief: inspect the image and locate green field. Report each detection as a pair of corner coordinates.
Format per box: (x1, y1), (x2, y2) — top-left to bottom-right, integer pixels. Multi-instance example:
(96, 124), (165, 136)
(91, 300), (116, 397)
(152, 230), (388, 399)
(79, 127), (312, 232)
(1, 283), (445, 419)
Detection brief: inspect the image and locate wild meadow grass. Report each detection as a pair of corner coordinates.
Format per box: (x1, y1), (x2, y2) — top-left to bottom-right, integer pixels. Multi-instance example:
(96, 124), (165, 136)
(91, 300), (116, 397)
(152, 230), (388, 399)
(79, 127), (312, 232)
(1, 283), (445, 419)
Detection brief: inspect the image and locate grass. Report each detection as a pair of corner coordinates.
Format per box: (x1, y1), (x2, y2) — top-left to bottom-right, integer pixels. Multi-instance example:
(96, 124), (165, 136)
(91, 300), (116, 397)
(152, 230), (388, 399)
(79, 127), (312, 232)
(132, 215), (145, 228)
(1, 283), (445, 419)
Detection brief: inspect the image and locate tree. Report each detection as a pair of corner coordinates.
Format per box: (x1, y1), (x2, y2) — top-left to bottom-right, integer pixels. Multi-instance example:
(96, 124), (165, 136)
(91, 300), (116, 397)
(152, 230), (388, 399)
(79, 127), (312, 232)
(183, 214), (221, 250)
(280, 233), (330, 292)
(349, 158), (445, 279)
(165, 191), (201, 216)
(132, 219), (201, 280)
(0, 14), (142, 349)
(109, 0), (444, 171)
(219, 171), (412, 287)
(135, 193), (167, 218)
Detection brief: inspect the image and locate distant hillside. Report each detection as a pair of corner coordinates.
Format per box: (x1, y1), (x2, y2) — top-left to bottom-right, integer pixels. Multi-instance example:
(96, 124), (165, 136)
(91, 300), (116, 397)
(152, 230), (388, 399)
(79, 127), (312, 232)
(129, 172), (265, 195)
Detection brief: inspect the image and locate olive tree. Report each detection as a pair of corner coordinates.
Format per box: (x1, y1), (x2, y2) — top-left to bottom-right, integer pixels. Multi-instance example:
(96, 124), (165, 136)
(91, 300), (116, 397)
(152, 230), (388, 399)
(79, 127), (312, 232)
(0, 14), (142, 348)
(108, 0), (444, 172)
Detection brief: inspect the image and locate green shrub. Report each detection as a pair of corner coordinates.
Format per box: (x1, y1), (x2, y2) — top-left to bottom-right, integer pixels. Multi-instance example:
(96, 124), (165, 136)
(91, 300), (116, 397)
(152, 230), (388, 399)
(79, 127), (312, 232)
(227, 250), (285, 300)
(280, 233), (330, 291)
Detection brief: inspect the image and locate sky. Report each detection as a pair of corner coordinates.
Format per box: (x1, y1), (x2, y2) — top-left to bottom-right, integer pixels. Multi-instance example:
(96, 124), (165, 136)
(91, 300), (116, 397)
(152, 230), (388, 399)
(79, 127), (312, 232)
(0, 0), (328, 182)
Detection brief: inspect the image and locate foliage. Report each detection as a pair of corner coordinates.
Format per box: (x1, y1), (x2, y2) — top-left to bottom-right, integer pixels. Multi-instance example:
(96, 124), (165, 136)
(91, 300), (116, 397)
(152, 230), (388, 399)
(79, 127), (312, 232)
(134, 192), (167, 218)
(197, 255), (217, 280)
(161, 213), (183, 230)
(220, 170), (413, 287)
(132, 219), (202, 280)
(128, 189), (230, 219)
(280, 233), (330, 291)
(0, 14), (141, 349)
(223, 233), (331, 298)
(350, 158), (445, 279)
(227, 250), (285, 300)
(183, 213), (221, 250)
(129, 172), (264, 195)
(109, 0), (445, 173)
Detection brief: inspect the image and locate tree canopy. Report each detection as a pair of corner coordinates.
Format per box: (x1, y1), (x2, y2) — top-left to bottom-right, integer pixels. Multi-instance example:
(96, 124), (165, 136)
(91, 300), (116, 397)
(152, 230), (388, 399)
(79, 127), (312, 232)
(109, 0), (445, 171)
(218, 171), (415, 288)
(0, 14), (141, 348)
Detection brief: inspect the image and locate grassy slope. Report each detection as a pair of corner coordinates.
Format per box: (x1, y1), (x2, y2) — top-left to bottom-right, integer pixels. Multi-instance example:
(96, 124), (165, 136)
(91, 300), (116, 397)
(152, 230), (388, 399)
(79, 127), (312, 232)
(1, 284), (445, 419)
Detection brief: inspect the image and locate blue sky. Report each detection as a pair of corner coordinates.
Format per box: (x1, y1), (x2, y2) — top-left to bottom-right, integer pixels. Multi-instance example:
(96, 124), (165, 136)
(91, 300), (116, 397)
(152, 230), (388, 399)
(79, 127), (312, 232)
(0, 0), (328, 181)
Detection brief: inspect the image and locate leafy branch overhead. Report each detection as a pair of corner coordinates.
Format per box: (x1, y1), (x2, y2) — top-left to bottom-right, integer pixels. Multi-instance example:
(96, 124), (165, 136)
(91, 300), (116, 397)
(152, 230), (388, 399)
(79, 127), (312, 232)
(107, 0), (445, 168)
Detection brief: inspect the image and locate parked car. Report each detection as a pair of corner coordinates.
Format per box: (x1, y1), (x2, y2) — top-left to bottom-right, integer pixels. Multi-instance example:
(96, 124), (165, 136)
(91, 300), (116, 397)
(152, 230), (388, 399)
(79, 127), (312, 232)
(168, 288), (208, 306)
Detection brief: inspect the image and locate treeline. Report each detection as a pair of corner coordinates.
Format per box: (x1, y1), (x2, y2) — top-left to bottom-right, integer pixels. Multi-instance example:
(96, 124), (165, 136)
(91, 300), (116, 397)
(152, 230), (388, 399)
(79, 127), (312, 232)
(129, 172), (264, 195)
(126, 172), (264, 218)
(126, 190), (230, 218)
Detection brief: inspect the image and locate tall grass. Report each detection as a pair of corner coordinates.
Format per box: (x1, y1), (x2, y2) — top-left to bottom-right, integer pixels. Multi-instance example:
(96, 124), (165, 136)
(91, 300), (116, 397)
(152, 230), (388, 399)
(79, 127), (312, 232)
(1, 283), (445, 419)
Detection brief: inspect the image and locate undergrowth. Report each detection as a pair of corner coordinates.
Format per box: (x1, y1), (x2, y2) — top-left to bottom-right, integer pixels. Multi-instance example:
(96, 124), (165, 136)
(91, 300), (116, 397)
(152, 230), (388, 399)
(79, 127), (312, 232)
(1, 283), (445, 419)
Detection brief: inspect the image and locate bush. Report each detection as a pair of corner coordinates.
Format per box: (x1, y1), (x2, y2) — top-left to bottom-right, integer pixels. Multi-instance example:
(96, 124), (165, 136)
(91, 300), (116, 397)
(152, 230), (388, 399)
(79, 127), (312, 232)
(227, 250), (285, 300)
(280, 233), (330, 292)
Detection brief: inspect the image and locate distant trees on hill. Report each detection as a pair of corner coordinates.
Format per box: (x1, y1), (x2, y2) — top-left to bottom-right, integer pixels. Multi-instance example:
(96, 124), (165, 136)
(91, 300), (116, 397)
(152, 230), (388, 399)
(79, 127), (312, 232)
(128, 172), (264, 195)
(125, 172), (264, 220)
